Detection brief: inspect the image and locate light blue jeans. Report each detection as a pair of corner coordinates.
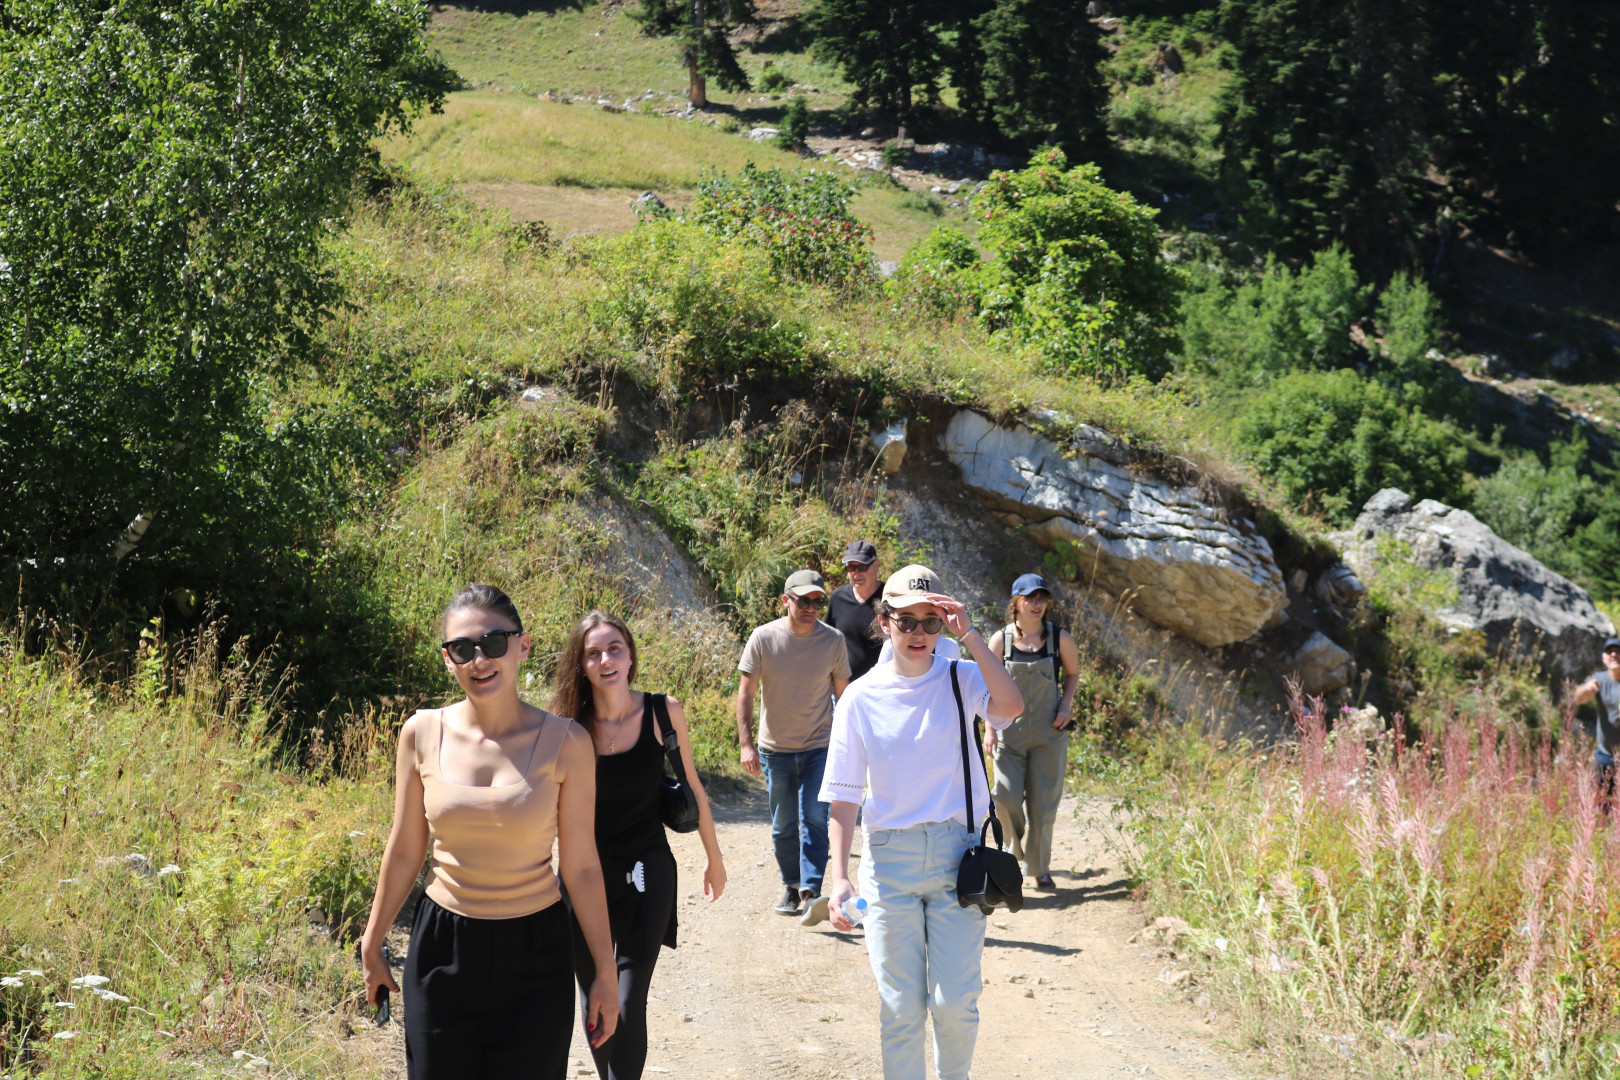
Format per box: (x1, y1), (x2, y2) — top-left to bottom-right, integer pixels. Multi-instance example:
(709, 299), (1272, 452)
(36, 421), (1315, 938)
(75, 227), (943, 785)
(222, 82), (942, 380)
(858, 820), (986, 1080)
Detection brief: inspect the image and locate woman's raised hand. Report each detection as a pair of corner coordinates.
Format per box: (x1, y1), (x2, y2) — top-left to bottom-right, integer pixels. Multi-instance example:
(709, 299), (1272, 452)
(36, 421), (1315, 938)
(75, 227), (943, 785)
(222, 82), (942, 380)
(923, 593), (973, 638)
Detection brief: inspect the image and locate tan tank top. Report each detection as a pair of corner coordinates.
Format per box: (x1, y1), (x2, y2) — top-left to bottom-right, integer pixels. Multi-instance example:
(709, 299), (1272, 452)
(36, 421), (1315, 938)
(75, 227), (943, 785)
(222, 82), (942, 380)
(417, 708), (570, 920)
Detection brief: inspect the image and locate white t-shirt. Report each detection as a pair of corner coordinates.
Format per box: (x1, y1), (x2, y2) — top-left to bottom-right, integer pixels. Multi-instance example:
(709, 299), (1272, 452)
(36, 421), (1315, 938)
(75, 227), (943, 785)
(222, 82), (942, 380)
(819, 657), (1014, 831)
(874, 634), (961, 668)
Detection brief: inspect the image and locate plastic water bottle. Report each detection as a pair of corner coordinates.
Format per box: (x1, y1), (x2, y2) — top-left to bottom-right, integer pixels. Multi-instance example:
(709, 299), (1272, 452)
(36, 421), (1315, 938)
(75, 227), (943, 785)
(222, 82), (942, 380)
(841, 897), (869, 925)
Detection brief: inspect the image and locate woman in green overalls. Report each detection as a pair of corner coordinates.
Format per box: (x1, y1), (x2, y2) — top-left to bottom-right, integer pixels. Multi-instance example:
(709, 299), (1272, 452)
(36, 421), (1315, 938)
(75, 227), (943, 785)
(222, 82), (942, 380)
(983, 574), (1081, 890)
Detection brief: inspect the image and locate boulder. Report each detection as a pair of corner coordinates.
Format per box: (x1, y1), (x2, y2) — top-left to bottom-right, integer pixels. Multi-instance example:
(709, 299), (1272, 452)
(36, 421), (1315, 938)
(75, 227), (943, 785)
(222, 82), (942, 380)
(872, 420), (908, 475)
(942, 411), (1286, 647)
(1288, 631), (1354, 695)
(1330, 488), (1616, 687)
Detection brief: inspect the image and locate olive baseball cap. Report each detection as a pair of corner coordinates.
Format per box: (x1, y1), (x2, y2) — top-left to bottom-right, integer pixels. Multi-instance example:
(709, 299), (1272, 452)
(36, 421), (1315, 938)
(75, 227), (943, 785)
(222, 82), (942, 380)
(784, 569), (828, 597)
(882, 564), (943, 609)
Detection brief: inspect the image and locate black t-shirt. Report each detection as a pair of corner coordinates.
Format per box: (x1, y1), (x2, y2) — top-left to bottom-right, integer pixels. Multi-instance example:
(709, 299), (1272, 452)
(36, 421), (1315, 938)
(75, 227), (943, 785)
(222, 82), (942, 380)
(829, 582), (883, 680)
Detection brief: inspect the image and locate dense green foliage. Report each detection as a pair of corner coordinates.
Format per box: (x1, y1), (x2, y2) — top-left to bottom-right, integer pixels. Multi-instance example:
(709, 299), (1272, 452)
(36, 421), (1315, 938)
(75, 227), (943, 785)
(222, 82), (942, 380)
(1216, 0), (1620, 261)
(1233, 368), (1466, 520)
(971, 149), (1184, 379)
(777, 93), (812, 150)
(686, 164), (876, 288)
(0, 0), (449, 627)
(966, 0), (1109, 156)
(808, 0), (945, 126)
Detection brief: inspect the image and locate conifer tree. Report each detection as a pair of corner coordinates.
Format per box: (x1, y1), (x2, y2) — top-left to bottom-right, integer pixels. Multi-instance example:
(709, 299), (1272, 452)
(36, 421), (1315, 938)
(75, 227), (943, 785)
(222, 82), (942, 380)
(1427, 0), (1620, 250)
(809, 0), (946, 128)
(1216, 0), (1433, 270)
(969, 0), (1109, 157)
(635, 0), (757, 108)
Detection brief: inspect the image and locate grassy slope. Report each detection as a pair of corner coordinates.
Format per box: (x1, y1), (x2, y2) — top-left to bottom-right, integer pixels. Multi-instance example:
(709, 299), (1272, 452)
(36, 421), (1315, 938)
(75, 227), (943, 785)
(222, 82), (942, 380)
(385, 3), (963, 256)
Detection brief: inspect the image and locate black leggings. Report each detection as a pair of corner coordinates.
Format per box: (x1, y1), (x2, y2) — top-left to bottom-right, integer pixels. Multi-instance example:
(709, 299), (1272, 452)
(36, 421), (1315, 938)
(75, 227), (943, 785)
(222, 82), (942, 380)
(575, 953), (661, 1080)
(571, 850), (677, 1080)
(404, 895), (574, 1080)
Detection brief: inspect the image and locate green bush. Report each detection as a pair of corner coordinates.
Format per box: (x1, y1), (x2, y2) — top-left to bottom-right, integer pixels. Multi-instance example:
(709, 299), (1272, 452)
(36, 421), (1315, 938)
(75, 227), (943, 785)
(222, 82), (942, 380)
(687, 164), (877, 289)
(881, 141), (911, 167)
(1179, 243), (1369, 380)
(888, 225), (981, 318)
(971, 148), (1184, 380)
(1233, 368), (1467, 521)
(758, 66), (793, 93)
(776, 94), (811, 150)
(589, 219), (811, 400)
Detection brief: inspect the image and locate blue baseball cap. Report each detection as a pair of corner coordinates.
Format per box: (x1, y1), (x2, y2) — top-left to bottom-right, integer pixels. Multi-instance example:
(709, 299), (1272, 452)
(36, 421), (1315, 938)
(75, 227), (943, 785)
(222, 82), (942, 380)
(1011, 573), (1049, 597)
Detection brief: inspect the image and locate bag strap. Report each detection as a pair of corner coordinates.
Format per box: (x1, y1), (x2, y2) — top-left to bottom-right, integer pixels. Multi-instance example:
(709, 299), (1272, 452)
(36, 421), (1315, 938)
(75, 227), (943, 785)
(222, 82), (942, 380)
(648, 693), (690, 786)
(951, 660), (974, 830)
(1001, 624), (1015, 664)
(1046, 621), (1061, 683)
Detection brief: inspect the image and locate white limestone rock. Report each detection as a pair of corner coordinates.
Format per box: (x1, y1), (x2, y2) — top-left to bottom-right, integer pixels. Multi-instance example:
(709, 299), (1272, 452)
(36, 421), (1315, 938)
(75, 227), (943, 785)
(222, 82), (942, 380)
(1330, 488), (1616, 686)
(942, 410), (1286, 647)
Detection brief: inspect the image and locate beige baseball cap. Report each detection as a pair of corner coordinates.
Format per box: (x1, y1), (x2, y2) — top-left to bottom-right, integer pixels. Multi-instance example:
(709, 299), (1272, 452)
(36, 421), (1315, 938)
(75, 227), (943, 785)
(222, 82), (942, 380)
(882, 564), (943, 609)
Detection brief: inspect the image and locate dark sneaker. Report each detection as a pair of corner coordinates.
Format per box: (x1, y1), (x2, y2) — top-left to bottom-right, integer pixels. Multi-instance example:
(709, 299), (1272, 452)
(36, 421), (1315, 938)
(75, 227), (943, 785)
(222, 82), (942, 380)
(1035, 873), (1056, 890)
(799, 891), (830, 927)
(774, 886), (802, 916)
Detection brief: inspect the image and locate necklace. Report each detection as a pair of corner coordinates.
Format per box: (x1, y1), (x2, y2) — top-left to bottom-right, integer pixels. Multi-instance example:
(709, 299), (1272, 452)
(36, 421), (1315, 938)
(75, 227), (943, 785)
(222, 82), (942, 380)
(597, 699), (639, 753)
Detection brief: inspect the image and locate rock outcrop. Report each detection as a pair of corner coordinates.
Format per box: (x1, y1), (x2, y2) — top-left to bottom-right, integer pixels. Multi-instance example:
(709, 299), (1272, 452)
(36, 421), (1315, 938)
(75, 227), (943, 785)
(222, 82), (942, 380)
(1288, 631), (1354, 695)
(941, 411), (1287, 647)
(1330, 489), (1616, 687)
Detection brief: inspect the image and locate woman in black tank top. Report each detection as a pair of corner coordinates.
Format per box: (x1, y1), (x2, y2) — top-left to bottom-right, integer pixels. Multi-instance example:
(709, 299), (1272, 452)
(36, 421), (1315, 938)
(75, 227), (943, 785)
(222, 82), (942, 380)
(552, 611), (728, 1080)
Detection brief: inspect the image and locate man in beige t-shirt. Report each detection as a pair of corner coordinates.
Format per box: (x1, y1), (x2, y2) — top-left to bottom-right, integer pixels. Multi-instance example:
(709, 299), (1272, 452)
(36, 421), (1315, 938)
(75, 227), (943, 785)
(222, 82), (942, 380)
(737, 569), (852, 916)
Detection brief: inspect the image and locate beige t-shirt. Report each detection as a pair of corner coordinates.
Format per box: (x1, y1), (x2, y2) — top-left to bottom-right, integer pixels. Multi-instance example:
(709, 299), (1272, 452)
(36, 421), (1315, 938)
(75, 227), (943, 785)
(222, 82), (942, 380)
(738, 617), (852, 752)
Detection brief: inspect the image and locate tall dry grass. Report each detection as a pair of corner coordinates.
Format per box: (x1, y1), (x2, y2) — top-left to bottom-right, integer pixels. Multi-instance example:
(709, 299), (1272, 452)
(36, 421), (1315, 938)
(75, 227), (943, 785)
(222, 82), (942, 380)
(1131, 685), (1620, 1077)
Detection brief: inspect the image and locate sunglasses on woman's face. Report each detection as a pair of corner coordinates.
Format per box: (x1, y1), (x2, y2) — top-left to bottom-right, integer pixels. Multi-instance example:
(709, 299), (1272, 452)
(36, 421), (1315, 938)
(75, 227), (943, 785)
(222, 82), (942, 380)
(893, 615), (944, 635)
(441, 630), (522, 665)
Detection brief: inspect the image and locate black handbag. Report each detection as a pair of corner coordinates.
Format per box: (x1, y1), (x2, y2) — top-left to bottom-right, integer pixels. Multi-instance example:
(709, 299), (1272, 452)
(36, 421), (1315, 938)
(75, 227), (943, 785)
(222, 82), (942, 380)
(649, 693), (701, 833)
(950, 661), (1024, 914)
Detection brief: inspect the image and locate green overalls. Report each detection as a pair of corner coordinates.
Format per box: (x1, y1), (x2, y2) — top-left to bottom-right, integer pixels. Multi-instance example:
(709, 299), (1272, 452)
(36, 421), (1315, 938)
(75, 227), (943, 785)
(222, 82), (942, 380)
(992, 622), (1069, 880)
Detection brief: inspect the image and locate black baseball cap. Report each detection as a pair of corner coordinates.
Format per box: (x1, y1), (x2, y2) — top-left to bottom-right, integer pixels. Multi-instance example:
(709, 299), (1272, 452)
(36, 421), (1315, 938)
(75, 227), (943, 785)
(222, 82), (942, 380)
(842, 540), (878, 565)
(1605, 637), (1620, 653)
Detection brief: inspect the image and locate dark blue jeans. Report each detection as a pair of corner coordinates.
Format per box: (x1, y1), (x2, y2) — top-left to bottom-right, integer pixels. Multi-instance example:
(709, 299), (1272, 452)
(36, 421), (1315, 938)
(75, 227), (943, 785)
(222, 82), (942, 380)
(1598, 750), (1616, 809)
(761, 747), (830, 893)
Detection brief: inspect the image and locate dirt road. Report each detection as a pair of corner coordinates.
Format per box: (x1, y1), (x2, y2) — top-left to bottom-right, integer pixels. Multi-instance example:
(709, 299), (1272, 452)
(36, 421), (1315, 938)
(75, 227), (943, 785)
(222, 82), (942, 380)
(364, 791), (1256, 1079)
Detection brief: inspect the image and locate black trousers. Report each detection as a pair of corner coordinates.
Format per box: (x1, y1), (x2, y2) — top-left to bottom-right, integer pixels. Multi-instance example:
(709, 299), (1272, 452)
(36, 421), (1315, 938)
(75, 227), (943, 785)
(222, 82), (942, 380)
(404, 895), (574, 1080)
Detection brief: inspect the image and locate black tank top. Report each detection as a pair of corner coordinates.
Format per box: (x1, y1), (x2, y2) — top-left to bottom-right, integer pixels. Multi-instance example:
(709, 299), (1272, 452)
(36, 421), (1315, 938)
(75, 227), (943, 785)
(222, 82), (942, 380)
(593, 693), (673, 858)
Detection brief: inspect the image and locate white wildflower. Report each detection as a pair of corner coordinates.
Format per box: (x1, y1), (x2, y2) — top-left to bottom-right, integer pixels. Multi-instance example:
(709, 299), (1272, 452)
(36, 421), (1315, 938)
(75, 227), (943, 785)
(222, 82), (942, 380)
(69, 975), (109, 988)
(347, 831), (366, 839)
(51, 1031), (77, 1040)
(1214, 937), (1229, 953)
(52, 1001), (75, 1009)
(157, 864), (182, 877)
(17, 970), (44, 978)
(0, 977), (23, 988)
(231, 1050), (269, 1067)
(90, 987), (130, 1004)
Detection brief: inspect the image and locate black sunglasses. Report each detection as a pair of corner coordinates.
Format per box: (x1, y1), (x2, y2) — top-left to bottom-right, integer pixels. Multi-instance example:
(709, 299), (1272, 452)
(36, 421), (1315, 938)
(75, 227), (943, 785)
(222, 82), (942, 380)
(790, 595), (827, 610)
(441, 630), (522, 665)
(893, 614), (945, 635)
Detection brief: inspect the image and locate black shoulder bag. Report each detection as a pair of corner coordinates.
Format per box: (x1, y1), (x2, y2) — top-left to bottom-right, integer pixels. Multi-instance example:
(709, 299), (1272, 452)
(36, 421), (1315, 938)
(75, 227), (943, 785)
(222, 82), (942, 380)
(649, 693), (701, 833)
(950, 661), (1024, 913)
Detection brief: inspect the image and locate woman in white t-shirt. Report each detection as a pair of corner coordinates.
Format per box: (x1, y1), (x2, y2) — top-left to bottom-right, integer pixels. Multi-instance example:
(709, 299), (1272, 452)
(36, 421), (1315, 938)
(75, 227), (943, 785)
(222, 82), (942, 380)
(818, 565), (1023, 1080)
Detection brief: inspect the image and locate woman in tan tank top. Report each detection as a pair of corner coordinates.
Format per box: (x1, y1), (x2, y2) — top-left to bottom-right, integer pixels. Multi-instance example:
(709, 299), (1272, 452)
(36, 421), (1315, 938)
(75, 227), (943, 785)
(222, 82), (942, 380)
(359, 584), (618, 1079)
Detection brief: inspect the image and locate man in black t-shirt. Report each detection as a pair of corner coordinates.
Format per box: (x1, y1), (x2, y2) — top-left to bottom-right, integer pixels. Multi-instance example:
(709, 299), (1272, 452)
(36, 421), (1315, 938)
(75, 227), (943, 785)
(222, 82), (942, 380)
(828, 539), (884, 680)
